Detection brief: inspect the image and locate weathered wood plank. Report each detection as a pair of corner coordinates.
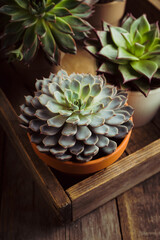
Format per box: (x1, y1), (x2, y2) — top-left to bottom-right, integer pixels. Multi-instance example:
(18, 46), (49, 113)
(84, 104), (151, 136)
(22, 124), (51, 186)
(125, 121), (160, 154)
(0, 136), (68, 240)
(0, 125), (5, 219)
(0, 88), (71, 223)
(117, 116), (160, 240)
(66, 200), (122, 240)
(0, 136), (122, 240)
(66, 138), (160, 220)
(117, 173), (160, 240)
(1, 137), (37, 239)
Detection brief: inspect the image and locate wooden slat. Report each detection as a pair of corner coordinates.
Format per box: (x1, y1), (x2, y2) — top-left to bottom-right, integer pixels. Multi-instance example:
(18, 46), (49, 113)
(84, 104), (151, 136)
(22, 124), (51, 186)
(0, 88), (71, 223)
(117, 115), (160, 240)
(0, 125), (5, 217)
(126, 121), (160, 154)
(66, 200), (122, 240)
(117, 173), (160, 240)
(0, 136), (69, 239)
(66, 139), (160, 220)
(0, 136), (122, 239)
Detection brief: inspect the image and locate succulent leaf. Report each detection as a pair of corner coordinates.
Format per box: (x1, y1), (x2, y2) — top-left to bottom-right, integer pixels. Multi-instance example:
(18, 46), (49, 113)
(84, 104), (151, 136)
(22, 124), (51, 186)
(70, 142), (84, 155)
(20, 70), (133, 163)
(55, 153), (72, 161)
(47, 115), (67, 127)
(105, 126), (118, 137)
(50, 145), (67, 155)
(62, 123), (77, 136)
(59, 135), (76, 148)
(84, 145), (99, 157)
(130, 60), (158, 80)
(31, 134), (44, 144)
(40, 124), (60, 135)
(84, 134), (98, 145)
(102, 140), (117, 155)
(96, 135), (109, 148)
(76, 126), (91, 140)
(43, 136), (58, 146)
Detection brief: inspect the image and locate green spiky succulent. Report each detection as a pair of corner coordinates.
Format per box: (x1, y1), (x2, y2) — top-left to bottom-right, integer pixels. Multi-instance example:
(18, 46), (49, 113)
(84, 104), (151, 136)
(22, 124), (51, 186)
(19, 69), (133, 162)
(86, 14), (160, 96)
(0, 0), (96, 64)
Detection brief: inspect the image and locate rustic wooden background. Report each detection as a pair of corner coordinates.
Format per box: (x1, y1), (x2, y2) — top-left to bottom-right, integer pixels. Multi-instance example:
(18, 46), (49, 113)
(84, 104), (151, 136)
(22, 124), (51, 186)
(0, 112), (160, 240)
(0, 0), (160, 239)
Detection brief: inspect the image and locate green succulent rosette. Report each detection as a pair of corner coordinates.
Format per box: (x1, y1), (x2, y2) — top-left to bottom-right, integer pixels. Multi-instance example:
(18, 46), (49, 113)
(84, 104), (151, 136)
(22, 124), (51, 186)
(0, 0), (97, 64)
(19, 69), (133, 162)
(85, 14), (160, 96)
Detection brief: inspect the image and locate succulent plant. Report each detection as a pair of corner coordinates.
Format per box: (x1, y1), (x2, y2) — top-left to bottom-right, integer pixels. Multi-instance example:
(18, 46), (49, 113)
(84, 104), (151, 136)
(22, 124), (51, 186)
(19, 69), (133, 162)
(85, 14), (160, 96)
(0, 0), (96, 64)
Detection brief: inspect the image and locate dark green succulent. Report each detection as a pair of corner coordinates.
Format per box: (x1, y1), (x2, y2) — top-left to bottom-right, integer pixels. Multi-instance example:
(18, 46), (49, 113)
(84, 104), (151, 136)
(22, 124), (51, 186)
(0, 0), (96, 64)
(85, 14), (160, 96)
(19, 69), (133, 162)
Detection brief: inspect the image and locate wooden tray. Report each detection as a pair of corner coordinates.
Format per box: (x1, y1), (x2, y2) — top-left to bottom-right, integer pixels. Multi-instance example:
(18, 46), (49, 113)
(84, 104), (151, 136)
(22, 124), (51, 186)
(0, 0), (160, 224)
(0, 84), (160, 224)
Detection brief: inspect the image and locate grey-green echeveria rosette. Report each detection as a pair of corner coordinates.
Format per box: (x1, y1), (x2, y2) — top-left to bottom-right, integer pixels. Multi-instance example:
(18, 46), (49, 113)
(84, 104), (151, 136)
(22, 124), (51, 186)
(85, 14), (160, 96)
(19, 70), (134, 162)
(0, 0), (98, 64)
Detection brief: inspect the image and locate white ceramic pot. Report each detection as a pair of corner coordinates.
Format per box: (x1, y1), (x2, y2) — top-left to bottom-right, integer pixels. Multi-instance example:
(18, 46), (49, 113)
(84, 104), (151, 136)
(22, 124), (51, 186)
(88, 0), (127, 28)
(127, 88), (160, 127)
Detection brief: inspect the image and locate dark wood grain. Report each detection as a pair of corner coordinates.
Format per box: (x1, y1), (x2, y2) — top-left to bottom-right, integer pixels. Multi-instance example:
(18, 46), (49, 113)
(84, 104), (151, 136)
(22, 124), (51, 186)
(0, 125), (5, 219)
(117, 116), (160, 240)
(0, 135), (122, 240)
(66, 138), (160, 220)
(118, 173), (160, 240)
(66, 200), (122, 240)
(126, 121), (160, 154)
(0, 136), (67, 239)
(0, 89), (71, 223)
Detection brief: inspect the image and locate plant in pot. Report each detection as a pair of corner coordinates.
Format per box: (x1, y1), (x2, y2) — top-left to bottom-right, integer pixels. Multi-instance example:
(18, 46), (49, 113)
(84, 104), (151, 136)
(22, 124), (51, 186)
(0, 0), (97, 89)
(88, 0), (127, 29)
(19, 69), (134, 175)
(85, 13), (160, 127)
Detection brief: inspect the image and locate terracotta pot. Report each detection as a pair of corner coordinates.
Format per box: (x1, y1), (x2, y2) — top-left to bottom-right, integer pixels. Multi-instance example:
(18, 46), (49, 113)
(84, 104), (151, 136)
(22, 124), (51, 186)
(28, 129), (132, 175)
(89, 0), (127, 28)
(127, 88), (160, 127)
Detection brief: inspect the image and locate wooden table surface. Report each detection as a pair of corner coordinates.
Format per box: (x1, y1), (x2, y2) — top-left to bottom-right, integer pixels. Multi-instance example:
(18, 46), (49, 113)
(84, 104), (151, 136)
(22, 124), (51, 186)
(0, 0), (160, 233)
(0, 110), (160, 240)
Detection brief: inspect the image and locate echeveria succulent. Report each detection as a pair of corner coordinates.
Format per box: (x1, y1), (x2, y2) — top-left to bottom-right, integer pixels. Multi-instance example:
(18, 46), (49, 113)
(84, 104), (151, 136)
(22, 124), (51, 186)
(0, 0), (96, 64)
(86, 14), (160, 96)
(19, 69), (133, 162)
